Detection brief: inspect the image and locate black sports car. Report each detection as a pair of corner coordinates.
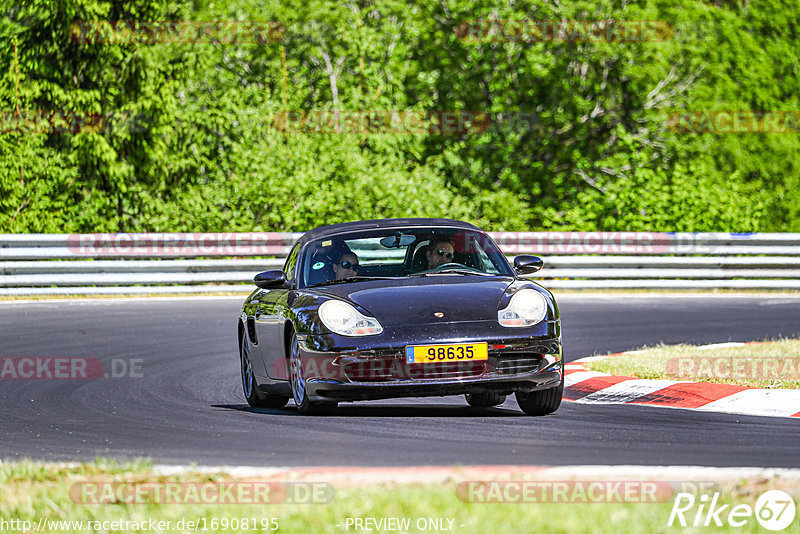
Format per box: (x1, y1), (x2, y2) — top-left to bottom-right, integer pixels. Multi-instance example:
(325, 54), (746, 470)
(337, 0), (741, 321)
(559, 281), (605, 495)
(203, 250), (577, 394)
(237, 218), (563, 415)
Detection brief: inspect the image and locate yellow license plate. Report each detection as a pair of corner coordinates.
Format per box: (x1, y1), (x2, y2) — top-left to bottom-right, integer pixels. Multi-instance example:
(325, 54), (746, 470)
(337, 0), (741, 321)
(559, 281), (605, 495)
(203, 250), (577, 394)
(405, 343), (488, 364)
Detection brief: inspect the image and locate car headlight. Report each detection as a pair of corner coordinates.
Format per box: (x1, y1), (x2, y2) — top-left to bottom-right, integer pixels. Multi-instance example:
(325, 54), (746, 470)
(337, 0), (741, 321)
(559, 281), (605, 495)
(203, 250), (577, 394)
(498, 289), (547, 327)
(319, 300), (383, 336)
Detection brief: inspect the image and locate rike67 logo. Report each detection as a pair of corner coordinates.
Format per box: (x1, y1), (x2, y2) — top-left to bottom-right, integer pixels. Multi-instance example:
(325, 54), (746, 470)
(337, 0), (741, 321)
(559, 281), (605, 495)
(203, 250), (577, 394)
(669, 490), (796, 530)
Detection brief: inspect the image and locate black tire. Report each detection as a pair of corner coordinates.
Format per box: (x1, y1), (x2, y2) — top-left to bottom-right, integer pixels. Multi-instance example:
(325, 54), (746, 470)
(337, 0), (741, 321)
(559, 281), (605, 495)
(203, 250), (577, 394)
(465, 391), (506, 408)
(241, 332), (289, 408)
(288, 331), (338, 415)
(515, 382), (563, 416)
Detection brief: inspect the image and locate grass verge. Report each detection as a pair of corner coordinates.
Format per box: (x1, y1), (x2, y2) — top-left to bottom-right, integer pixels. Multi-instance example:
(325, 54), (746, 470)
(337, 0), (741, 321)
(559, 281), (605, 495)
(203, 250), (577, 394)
(584, 339), (800, 389)
(1, 459), (799, 533)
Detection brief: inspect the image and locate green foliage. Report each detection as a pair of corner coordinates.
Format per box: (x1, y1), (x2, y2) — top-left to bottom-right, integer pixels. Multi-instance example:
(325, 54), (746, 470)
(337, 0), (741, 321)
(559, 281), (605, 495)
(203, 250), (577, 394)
(1, 0), (799, 232)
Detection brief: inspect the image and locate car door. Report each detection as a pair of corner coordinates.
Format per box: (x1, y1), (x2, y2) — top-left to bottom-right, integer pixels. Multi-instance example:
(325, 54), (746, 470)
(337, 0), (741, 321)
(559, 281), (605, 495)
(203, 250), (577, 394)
(253, 242), (300, 380)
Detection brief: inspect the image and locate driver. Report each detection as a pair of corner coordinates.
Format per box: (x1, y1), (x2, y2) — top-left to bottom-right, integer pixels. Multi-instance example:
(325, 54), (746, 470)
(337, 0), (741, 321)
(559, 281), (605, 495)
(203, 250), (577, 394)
(333, 250), (360, 280)
(425, 239), (455, 269)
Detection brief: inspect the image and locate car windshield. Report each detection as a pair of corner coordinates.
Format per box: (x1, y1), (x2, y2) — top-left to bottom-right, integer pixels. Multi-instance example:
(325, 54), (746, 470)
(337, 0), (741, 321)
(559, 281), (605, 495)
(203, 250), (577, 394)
(299, 228), (513, 288)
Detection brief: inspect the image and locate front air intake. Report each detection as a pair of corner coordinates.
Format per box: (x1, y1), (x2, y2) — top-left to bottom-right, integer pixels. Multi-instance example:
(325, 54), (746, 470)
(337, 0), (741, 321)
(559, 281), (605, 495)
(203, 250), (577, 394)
(494, 354), (543, 375)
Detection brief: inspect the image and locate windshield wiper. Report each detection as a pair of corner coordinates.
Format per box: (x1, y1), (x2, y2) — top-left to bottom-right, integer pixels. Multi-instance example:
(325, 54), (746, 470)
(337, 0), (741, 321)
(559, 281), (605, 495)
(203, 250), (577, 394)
(409, 269), (495, 277)
(309, 276), (398, 287)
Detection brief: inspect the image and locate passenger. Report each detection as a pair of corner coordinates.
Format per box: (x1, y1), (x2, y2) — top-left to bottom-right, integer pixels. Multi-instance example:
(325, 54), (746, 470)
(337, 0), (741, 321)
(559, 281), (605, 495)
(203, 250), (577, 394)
(332, 250), (360, 280)
(426, 239), (455, 269)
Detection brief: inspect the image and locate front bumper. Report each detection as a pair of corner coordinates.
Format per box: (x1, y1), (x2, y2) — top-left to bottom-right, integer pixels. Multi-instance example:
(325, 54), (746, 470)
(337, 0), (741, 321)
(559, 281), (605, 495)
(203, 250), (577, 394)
(307, 368), (562, 401)
(295, 323), (563, 402)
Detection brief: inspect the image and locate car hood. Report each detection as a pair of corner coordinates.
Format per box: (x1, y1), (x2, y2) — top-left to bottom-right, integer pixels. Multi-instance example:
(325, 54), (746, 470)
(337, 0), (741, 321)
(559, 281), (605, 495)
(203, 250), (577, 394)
(309, 276), (514, 325)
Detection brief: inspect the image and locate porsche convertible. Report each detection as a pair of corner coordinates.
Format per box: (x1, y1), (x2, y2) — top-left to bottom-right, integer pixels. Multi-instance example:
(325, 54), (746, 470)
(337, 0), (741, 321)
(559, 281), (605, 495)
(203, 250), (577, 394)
(237, 218), (563, 415)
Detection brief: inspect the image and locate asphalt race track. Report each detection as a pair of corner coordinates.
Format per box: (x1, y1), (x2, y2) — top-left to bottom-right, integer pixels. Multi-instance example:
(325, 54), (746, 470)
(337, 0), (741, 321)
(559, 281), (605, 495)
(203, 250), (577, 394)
(1, 294), (799, 467)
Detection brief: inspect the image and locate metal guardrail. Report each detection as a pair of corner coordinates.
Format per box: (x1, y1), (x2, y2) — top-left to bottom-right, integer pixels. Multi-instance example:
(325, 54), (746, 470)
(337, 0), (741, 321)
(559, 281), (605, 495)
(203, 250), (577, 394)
(1, 232), (799, 294)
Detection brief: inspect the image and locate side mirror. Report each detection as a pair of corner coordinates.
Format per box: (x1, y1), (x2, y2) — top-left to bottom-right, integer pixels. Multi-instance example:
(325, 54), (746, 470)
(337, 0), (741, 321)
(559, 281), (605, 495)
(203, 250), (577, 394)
(513, 255), (543, 275)
(254, 270), (288, 289)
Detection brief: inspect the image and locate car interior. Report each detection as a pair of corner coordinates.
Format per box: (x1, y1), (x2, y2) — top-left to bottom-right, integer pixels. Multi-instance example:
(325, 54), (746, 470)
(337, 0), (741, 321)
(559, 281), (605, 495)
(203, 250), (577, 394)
(302, 231), (500, 286)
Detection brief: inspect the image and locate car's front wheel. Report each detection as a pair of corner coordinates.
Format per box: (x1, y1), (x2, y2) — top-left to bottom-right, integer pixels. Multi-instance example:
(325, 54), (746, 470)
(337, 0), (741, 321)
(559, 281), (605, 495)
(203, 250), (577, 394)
(465, 391), (506, 408)
(515, 382), (563, 416)
(289, 331), (337, 415)
(241, 333), (289, 408)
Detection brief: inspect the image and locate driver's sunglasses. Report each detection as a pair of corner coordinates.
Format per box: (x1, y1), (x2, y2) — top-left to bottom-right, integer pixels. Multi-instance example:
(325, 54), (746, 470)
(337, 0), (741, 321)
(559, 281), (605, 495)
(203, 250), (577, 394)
(435, 249), (454, 259)
(338, 261), (360, 271)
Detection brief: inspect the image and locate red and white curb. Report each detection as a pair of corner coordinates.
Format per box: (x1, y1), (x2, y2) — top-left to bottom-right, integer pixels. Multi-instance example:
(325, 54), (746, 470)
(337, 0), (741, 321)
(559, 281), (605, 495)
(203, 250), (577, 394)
(564, 343), (800, 419)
